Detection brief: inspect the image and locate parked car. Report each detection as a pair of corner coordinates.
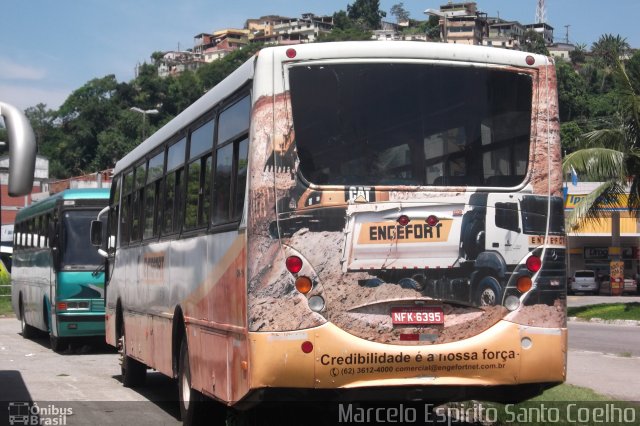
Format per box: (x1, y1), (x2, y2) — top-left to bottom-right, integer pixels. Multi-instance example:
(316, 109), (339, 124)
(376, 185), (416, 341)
(599, 275), (638, 295)
(569, 270), (599, 294)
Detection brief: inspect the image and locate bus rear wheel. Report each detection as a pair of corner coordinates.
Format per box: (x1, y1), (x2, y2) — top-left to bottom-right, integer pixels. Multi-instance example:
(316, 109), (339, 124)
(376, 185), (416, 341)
(19, 300), (36, 339)
(178, 338), (224, 425)
(119, 323), (146, 387)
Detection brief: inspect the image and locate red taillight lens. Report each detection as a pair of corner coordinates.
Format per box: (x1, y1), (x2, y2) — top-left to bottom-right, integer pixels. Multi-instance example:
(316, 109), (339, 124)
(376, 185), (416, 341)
(397, 215), (410, 226)
(526, 255), (542, 272)
(301, 341), (313, 353)
(526, 55), (535, 65)
(286, 48), (297, 58)
(426, 215), (439, 227)
(286, 256), (303, 274)
(57, 302), (67, 311)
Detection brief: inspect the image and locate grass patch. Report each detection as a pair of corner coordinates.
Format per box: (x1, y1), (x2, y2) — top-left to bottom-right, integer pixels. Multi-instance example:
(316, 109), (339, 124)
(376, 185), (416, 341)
(487, 384), (639, 425)
(0, 274), (14, 316)
(567, 302), (640, 321)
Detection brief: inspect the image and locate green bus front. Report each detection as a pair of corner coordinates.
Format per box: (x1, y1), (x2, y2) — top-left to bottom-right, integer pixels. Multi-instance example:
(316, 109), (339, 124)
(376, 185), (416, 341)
(50, 208), (107, 341)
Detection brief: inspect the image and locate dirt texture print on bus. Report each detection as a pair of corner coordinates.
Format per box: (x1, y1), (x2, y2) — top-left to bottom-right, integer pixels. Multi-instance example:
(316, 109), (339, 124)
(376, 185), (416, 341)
(247, 61), (565, 345)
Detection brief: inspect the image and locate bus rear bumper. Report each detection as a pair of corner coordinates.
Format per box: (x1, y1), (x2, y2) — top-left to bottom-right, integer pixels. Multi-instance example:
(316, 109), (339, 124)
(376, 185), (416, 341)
(56, 313), (105, 337)
(246, 320), (566, 404)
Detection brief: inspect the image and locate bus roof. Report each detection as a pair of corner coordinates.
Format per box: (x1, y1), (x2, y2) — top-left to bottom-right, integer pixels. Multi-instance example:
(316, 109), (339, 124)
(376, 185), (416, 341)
(114, 57), (255, 175)
(15, 188), (110, 222)
(113, 41), (551, 176)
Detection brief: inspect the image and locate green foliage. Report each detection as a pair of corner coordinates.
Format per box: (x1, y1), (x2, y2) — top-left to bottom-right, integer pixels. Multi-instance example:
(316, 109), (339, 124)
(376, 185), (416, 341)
(521, 30), (549, 55)
(568, 303), (640, 321)
(347, 0), (386, 30)
(390, 3), (410, 23)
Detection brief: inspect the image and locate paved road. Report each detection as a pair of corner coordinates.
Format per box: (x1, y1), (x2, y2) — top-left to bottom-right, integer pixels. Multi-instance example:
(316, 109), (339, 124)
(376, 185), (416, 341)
(0, 318), (180, 425)
(566, 296), (640, 400)
(566, 321), (640, 401)
(567, 293), (640, 308)
(1, 294), (639, 425)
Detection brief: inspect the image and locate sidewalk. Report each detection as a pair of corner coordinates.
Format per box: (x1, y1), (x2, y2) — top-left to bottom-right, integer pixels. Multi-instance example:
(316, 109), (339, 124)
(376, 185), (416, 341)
(567, 350), (640, 401)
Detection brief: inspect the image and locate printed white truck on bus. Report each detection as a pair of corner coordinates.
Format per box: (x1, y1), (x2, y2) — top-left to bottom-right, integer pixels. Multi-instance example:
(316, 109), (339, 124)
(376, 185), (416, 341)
(341, 192), (565, 307)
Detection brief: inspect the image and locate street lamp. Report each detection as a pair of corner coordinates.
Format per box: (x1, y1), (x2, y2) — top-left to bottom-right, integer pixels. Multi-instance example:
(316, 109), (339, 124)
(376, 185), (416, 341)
(130, 107), (159, 141)
(424, 8), (448, 43)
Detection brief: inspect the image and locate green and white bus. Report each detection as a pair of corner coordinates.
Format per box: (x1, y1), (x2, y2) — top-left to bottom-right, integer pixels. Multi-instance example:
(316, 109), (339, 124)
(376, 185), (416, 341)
(12, 188), (110, 352)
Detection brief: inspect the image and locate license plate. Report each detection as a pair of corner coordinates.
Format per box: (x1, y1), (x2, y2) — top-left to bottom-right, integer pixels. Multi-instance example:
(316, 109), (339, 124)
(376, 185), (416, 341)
(391, 306), (444, 325)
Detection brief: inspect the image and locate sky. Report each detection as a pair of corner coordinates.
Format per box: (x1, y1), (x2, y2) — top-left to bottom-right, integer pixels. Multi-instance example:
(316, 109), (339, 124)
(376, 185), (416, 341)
(1, 0), (639, 112)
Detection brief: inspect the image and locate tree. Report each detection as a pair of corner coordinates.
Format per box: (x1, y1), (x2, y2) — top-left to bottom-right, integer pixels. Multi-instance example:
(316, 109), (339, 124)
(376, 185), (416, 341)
(521, 30), (549, 56)
(563, 60), (640, 228)
(347, 0), (386, 30)
(591, 34), (630, 69)
(390, 3), (410, 24)
(591, 34), (631, 91)
(556, 61), (589, 122)
(569, 43), (587, 66)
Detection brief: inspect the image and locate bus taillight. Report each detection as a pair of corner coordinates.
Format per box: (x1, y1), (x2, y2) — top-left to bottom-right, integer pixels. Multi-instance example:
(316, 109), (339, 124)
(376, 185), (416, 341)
(295, 276), (312, 294)
(286, 256), (303, 274)
(301, 341), (313, 353)
(526, 255), (542, 273)
(517, 276), (533, 293)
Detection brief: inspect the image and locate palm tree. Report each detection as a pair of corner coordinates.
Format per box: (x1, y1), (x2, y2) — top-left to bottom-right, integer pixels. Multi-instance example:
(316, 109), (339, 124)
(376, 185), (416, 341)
(563, 59), (640, 229)
(591, 34), (631, 90)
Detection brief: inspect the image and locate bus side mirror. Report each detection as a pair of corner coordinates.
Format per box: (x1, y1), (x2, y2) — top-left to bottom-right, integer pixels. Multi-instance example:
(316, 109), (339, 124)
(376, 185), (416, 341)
(90, 220), (103, 247)
(0, 101), (37, 196)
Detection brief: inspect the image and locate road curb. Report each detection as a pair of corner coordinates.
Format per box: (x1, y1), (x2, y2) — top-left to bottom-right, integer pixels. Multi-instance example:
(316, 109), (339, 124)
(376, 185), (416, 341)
(568, 316), (640, 326)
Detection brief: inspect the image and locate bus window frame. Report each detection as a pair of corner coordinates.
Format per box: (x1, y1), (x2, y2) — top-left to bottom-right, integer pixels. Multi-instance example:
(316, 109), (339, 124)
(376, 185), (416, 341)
(210, 91), (251, 234)
(183, 113), (216, 234)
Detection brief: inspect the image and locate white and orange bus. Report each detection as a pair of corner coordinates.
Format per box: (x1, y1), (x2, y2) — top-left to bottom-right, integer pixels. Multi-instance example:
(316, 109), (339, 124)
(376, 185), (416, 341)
(91, 42), (566, 424)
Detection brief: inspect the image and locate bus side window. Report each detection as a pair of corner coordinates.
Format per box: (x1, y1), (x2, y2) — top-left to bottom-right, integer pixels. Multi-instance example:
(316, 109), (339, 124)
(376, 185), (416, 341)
(233, 138), (249, 221)
(130, 162), (147, 242)
(163, 137), (187, 235)
(144, 151), (164, 239)
(185, 119), (214, 230)
(121, 170), (134, 244)
(212, 94), (250, 226)
(109, 175), (121, 250)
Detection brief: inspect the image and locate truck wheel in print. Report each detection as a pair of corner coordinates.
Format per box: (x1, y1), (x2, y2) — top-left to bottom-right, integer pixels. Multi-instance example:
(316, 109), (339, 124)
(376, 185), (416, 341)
(475, 275), (502, 306)
(19, 299), (36, 339)
(118, 322), (146, 387)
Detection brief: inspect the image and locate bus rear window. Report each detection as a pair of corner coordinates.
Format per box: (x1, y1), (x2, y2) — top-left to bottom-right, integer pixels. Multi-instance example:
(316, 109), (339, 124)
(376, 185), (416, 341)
(289, 63), (532, 187)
